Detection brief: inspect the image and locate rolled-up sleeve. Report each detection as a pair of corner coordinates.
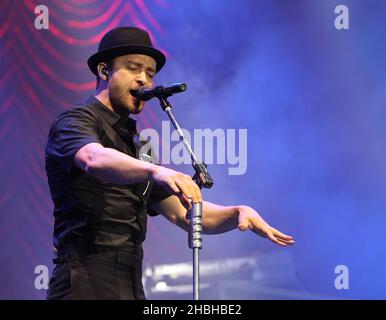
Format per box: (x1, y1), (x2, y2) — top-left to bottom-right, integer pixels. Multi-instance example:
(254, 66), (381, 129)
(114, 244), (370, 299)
(46, 108), (102, 173)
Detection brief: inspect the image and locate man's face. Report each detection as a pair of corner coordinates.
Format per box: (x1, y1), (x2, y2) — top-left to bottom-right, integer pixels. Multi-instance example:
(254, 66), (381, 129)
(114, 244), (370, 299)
(107, 54), (156, 115)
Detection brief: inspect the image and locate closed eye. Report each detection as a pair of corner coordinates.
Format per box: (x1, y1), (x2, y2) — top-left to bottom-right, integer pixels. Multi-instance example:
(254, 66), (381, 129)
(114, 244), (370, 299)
(127, 64), (139, 72)
(126, 62), (155, 79)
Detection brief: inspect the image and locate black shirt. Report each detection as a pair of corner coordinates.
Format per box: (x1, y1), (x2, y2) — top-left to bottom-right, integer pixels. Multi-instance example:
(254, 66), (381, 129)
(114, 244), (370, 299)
(45, 96), (171, 252)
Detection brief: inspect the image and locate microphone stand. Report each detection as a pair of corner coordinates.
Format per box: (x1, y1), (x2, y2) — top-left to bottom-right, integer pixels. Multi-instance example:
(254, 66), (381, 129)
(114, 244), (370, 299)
(156, 95), (214, 300)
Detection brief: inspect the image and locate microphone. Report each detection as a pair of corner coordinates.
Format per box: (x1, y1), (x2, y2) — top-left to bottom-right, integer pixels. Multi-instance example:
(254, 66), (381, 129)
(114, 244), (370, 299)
(131, 83), (187, 101)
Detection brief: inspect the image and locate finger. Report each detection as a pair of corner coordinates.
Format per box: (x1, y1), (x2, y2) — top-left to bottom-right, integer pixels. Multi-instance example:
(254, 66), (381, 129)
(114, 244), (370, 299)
(244, 223), (291, 246)
(181, 175), (197, 202)
(191, 185), (202, 203)
(182, 175), (202, 203)
(163, 180), (191, 209)
(165, 179), (180, 194)
(181, 194), (192, 210)
(270, 236), (288, 246)
(272, 235), (295, 245)
(270, 227), (293, 240)
(174, 177), (192, 200)
(274, 239), (288, 246)
(276, 237), (295, 245)
(264, 229), (288, 246)
(271, 233), (295, 244)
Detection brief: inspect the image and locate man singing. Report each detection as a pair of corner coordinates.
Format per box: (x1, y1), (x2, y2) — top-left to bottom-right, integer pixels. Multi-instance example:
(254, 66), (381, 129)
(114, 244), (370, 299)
(45, 26), (294, 300)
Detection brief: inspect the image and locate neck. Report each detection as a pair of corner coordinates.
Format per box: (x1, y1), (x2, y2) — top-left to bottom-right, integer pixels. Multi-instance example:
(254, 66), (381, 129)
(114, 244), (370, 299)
(94, 89), (130, 117)
(94, 89), (112, 111)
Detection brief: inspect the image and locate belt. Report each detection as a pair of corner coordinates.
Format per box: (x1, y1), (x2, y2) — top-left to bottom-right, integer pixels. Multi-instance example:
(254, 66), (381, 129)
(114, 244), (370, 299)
(54, 239), (142, 268)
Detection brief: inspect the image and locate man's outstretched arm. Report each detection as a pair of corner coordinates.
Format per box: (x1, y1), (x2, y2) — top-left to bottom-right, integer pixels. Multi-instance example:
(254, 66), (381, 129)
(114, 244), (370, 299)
(149, 196), (295, 247)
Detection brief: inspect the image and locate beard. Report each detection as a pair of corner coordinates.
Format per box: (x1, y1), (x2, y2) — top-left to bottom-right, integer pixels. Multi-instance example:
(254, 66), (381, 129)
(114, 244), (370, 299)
(109, 81), (144, 116)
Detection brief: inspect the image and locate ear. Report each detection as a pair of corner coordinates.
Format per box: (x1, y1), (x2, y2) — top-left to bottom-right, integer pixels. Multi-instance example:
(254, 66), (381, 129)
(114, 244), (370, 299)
(97, 62), (108, 81)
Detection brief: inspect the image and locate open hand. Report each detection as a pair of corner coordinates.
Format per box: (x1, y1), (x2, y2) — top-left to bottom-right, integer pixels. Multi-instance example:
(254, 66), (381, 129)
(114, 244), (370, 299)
(237, 206), (295, 246)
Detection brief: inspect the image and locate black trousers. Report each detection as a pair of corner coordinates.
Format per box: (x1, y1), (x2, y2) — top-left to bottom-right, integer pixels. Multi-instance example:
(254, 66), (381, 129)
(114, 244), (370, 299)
(47, 249), (146, 300)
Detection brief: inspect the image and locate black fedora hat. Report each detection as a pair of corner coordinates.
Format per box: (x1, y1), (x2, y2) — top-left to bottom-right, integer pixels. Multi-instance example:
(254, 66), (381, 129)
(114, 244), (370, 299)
(87, 26), (166, 75)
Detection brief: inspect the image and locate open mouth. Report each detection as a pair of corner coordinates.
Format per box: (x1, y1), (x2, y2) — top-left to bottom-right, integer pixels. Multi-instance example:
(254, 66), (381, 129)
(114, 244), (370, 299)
(128, 90), (138, 101)
(130, 95), (142, 109)
(128, 89), (143, 110)
(129, 89), (140, 99)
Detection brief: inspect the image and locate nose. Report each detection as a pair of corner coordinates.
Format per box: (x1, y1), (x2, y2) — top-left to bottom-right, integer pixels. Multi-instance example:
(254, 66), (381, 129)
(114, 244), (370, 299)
(135, 71), (148, 87)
